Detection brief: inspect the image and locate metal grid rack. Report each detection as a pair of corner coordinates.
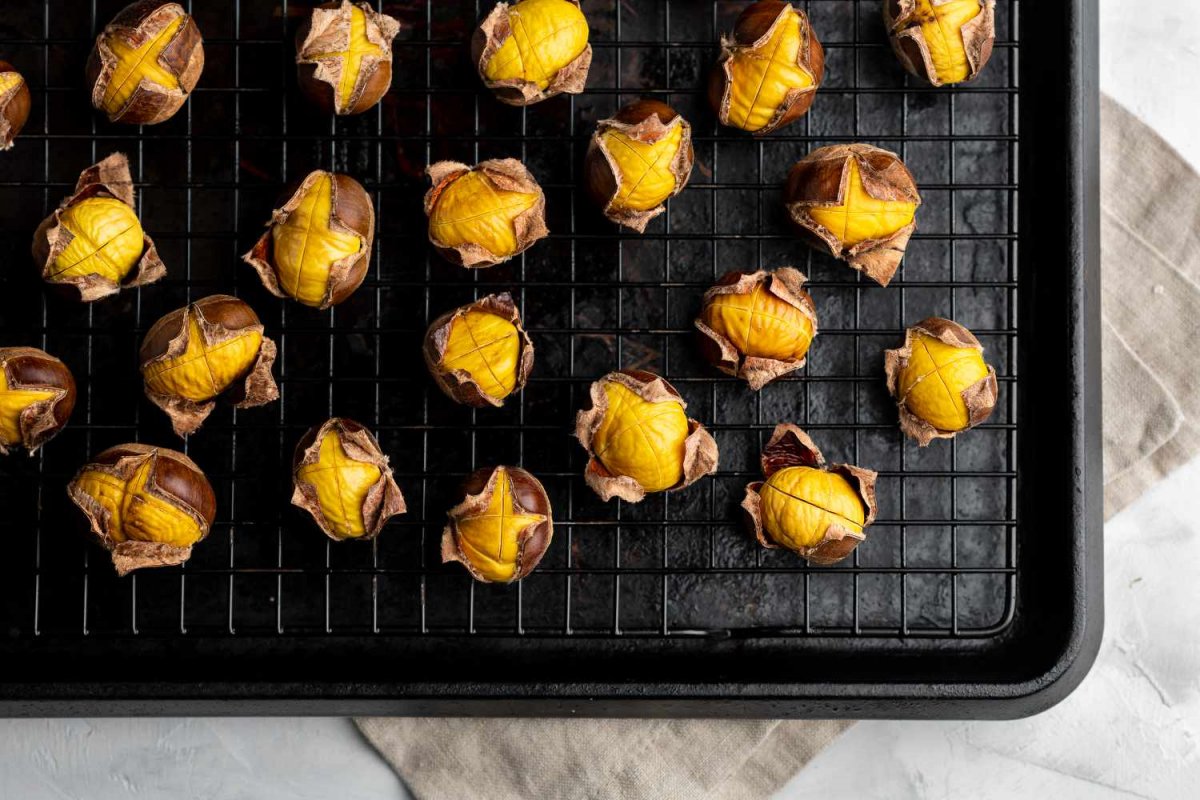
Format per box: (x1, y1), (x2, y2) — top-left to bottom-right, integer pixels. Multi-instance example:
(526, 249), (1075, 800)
(0, 0), (1018, 648)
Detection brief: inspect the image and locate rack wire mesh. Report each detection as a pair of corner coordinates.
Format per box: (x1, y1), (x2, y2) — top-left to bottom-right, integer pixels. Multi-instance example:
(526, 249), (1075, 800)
(0, 0), (1018, 646)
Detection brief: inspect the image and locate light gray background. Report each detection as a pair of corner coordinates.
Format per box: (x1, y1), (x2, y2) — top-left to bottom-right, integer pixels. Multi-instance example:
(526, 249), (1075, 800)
(3, 1), (1196, 797)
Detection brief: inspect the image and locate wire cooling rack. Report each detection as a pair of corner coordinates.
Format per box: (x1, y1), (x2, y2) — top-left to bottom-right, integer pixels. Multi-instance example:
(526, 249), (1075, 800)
(0, 0), (1019, 650)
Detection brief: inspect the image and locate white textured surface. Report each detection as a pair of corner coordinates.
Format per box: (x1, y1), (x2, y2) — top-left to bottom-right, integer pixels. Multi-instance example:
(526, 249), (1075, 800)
(1, 2), (1197, 798)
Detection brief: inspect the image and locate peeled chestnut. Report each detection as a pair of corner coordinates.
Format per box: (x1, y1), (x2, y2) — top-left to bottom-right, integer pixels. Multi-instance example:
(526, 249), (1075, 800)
(243, 170), (374, 309)
(0, 61), (31, 150)
(585, 100), (694, 232)
(575, 370), (719, 503)
(0, 347), (76, 456)
(710, 1), (825, 135)
(296, 1), (400, 116)
(742, 424), (878, 565)
(442, 465), (553, 583)
(140, 295), (279, 437)
(784, 143), (922, 286)
(884, 317), (999, 445)
(292, 417), (406, 541)
(884, 0), (996, 87)
(33, 153), (166, 302)
(424, 159), (548, 269)
(68, 443), (216, 576)
(86, 1), (204, 125)
(695, 267), (818, 390)
(423, 293), (534, 408)
(473, 0), (592, 106)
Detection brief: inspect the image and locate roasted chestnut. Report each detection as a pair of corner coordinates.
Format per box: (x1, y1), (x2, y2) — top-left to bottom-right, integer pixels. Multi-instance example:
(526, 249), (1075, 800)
(884, 0), (996, 87)
(68, 443), (216, 576)
(884, 317), (999, 445)
(575, 370), (719, 503)
(423, 293), (534, 408)
(585, 99), (694, 232)
(0, 61), (31, 150)
(86, 1), (204, 125)
(33, 153), (166, 302)
(473, 0), (591, 106)
(783, 143), (922, 286)
(140, 295), (279, 437)
(424, 159), (548, 269)
(243, 170), (374, 309)
(742, 424), (878, 565)
(296, 1), (401, 116)
(695, 267), (818, 390)
(0, 347), (76, 456)
(442, 465), (553, 583)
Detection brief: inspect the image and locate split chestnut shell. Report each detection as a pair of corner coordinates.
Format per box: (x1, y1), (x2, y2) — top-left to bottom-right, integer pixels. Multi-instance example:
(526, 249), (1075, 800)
(442, 465), (553, 583)
(0, 61), (31, 150)
(296, 1), (401, 116)
(0, 347), (76, 456)
(423, 293), (534, 408)
(884, 0), (996, 87)
(472, 0), (592, 106)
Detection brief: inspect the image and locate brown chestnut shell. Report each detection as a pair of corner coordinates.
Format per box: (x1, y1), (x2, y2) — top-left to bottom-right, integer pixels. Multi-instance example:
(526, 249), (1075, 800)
(471, 0), (592, 107)
(242, 170), (375, 309)
(0, 347), (76, 456)
(296, 1), (401, 116)
(741, 424), (878, 565)
(0, 61), (31, 150)
(32, 152), (166, 302)
(783, 143), (922, 286)
(884, 0), (996, 87)
(708, 1), (826, 136)
(584, 99), (694, 232)
(85, 1), (204, 125)
(139, 295), (279, 437)
(67, 443), (216, 576)
(422, 292), (535, 409)
(442, 465), (554, 583)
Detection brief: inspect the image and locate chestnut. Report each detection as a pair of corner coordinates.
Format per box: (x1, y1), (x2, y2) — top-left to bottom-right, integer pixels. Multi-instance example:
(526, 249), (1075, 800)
(292, 417), (406, 541)
(783, 143), (922, 286)
(695, 267), (818, 390)
(0, 347), (76, 456)
(709, 1), (825, 135)
(442, 465), (553, 583)
(243, 170), (375, 309)
(473, 0), (592, 106)
(585, 99), (694, 232)
(742, 424), (878, 565)
(884, 0), (996, 87)
(0, 61), (31, 150)
(575, 370), (719, 503)
(424, 158), (548, 269)
(86, 1), (204, 125)
(884, 317), (999, 445)
(68, 443), (216, 576)
(296, 1), (401, 116)
(423, 292), (534, 408)
(140, 295), (279, 437)
(32, 152), (166, 302)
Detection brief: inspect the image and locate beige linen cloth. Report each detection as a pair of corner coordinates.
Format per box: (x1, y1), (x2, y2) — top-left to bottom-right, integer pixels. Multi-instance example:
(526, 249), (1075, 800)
(356, 95), (1200, 799)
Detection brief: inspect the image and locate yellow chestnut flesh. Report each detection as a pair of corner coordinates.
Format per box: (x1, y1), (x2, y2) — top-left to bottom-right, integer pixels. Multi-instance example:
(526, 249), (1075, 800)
(0, 371), (55, 447)
(482, 0), (589, 90)
(428, 170), (539, 257)
(700, 282), (814, 362)
(100, 13), (185, 116)
(0, 72), (23, 95)
(599, 123), (684, 213)
(898, 331), (990, 431)
(306, 4), (382, 109)
(453, 466), (546, 582)
(591, 381), (689, 493)
(72, 456), (205, 549)
(726, 5), (813, 133)
(49, 197), (145, 284)
(142, 317), (263, 403)
(760, 466), (865, 552)
(440, 309), (521, 400)
(908, 0), (981, 85)
(806, 159), (917, 246)
(270, 173), (362, 307)
(295, 428), (381, 539)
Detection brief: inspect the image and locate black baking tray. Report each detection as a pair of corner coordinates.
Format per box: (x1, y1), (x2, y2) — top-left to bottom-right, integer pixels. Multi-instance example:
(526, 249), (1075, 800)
(0, 0), (1100, 718)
